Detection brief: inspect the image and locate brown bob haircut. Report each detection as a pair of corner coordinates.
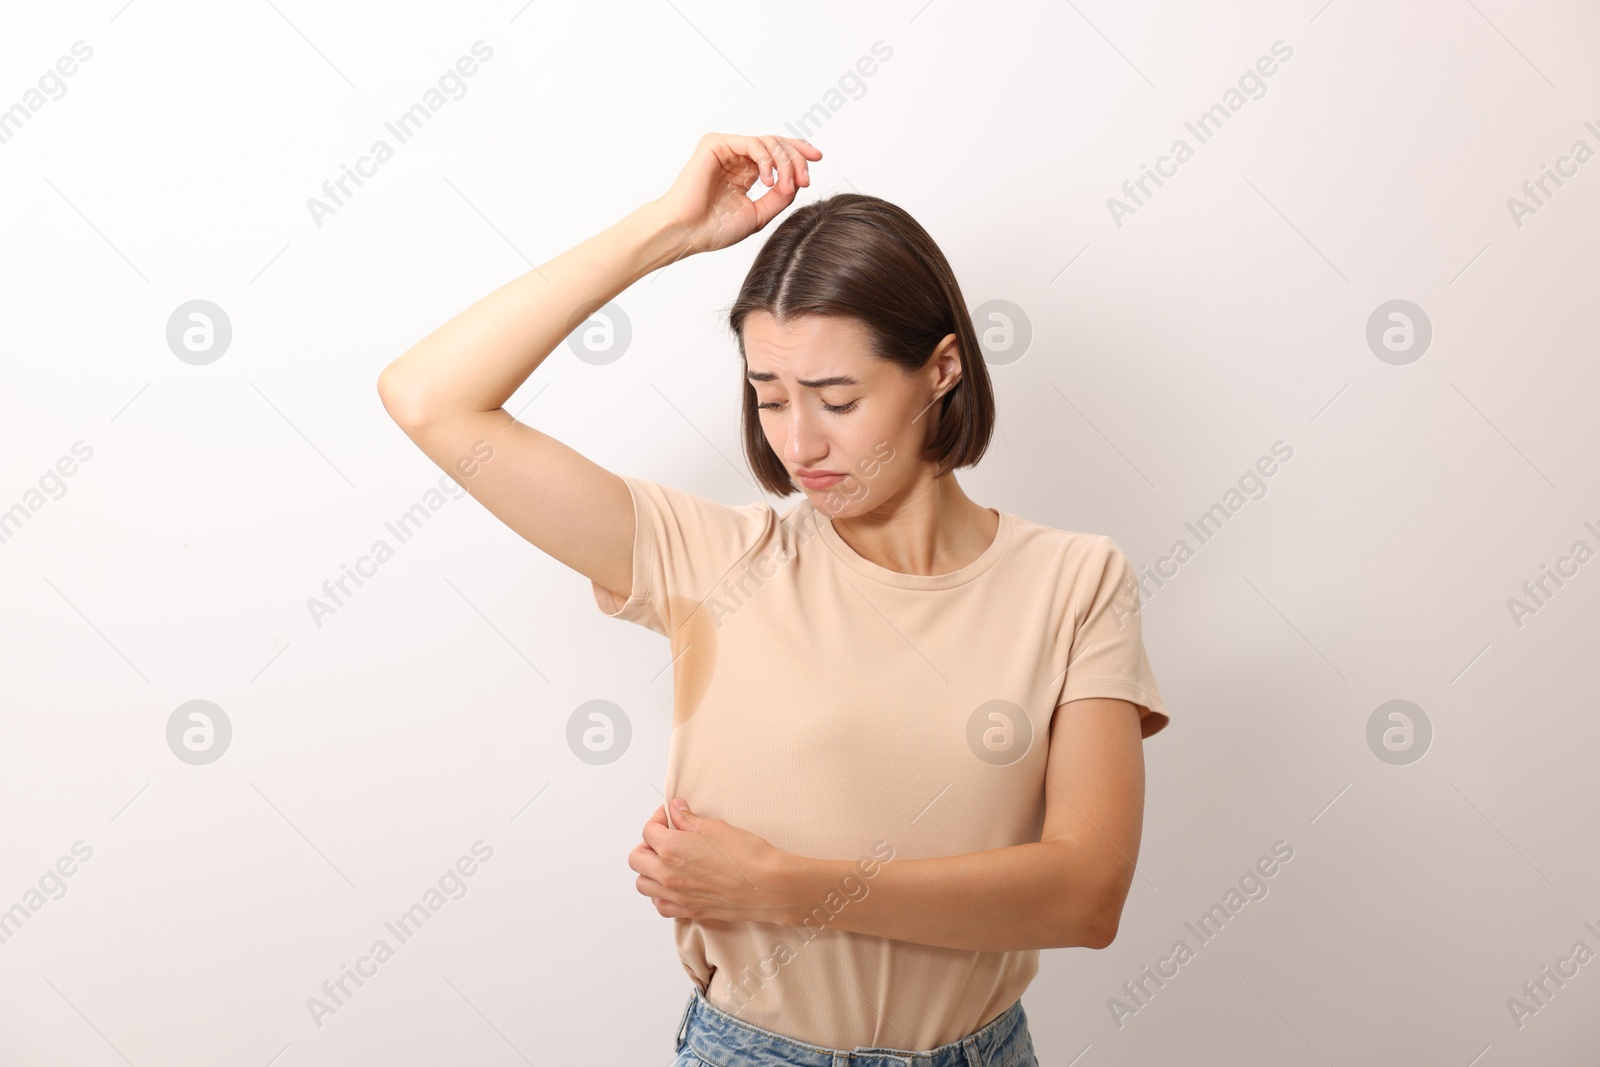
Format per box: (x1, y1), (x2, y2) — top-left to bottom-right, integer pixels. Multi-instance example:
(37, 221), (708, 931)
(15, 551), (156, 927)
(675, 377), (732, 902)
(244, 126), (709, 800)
(727, 193), (996, 498)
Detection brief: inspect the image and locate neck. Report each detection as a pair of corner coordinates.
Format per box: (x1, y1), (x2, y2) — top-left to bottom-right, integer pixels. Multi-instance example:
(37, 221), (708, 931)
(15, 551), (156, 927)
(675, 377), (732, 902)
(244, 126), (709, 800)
(824, 473), (997, 577)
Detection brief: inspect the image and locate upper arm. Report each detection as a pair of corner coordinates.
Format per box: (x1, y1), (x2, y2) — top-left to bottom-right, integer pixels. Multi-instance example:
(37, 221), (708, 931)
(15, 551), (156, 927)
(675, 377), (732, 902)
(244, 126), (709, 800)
(1041, 696), (1146, 948)
(1056, 537), (1171, 739)
(374, 384), (636, 602)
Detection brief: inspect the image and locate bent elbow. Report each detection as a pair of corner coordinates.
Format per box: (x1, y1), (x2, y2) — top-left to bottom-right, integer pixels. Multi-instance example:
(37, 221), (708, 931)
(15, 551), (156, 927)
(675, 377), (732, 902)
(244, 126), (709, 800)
(1086, 914), (1120, 950)
(1085, 865), (1134, 949)
(376, 369), (427, 430)
(1081, 885), (1127, 949)
(1050, 901), (1119, 950)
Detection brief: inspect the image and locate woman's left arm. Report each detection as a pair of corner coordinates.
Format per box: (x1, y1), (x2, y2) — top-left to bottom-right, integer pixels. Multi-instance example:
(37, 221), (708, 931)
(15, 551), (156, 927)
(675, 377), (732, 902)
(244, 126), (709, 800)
(631, 696), (1148, 953)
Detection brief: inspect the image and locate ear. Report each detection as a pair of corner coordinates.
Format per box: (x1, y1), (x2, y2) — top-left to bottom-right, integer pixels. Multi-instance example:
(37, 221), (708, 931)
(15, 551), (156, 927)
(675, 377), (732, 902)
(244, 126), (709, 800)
(930, 332), (963, 394)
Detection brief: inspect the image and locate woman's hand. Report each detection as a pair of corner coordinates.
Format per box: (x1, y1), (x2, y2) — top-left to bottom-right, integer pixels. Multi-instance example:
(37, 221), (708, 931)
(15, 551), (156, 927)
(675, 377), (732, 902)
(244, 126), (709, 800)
(654, 132), (823, 256)
(629, 799), (802, 924)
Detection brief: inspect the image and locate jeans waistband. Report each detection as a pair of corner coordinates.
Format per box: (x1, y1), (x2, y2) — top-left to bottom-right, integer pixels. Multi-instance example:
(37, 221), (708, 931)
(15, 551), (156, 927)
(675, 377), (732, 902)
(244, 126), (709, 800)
(674, 985), (1030, 1067)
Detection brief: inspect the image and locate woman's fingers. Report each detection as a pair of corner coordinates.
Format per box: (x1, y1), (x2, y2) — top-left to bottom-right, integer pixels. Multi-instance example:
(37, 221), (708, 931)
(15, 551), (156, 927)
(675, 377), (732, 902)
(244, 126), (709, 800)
(759, 136), (791, 192)
(771, 136), (805, 192)
(780, 136), (822, 187)
(665, 131), (821, 250)
(773, 135), (821, 160)
(780, 137), (820, 185)
(748, 178), (793, 230)
(734, 134), (777, 187)
(746, 135), (794, 192)
(784, 136), (823, 159)
(726, 132), (819, 192)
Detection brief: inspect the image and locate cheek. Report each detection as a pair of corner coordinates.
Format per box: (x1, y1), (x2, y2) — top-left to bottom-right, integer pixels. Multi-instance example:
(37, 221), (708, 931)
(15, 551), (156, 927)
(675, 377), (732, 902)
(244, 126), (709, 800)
(837, 430), (903, 499)
(849, 408), (911, 459)
(759, 417), (790, 451)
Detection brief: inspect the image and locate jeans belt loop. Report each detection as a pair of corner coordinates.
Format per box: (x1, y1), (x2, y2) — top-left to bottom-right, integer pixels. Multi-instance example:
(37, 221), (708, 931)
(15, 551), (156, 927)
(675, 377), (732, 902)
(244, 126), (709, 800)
(674, 989), (695, 1052)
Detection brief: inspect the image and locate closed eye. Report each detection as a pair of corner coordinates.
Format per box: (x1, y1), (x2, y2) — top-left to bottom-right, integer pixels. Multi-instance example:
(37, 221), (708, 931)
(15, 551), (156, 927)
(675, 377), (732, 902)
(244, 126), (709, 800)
(757, 400), (859, 414)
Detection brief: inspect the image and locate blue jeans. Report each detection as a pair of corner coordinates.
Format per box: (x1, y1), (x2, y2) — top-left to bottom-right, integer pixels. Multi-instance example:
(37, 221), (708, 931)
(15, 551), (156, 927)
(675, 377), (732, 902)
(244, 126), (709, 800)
(670, 985), (1041, 1067)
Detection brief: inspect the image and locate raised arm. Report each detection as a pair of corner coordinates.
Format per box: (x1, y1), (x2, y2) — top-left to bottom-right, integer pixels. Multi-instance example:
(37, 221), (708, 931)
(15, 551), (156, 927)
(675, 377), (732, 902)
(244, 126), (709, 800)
(374, 133), (821, 600)
(376, 201), (687, 601)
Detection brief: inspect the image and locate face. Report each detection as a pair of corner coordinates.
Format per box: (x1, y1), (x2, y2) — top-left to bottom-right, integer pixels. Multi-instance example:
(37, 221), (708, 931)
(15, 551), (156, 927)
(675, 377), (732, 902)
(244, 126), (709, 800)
(743, 312), (961, 515)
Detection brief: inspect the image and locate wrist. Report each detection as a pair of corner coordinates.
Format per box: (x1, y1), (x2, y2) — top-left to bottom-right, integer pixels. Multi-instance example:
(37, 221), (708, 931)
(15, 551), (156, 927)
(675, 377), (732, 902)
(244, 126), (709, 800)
(630, 198), (695, 270)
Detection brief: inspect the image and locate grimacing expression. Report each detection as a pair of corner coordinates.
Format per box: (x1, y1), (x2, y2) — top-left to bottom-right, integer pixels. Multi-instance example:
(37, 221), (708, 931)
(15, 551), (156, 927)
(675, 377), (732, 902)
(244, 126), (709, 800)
(742, 312), (958, 512)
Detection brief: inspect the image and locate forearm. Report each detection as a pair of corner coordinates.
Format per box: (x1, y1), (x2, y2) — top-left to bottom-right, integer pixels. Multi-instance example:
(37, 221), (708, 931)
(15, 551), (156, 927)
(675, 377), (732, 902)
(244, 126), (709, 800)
(378, 199), (690, 423)
(781, 842), (1114, 953)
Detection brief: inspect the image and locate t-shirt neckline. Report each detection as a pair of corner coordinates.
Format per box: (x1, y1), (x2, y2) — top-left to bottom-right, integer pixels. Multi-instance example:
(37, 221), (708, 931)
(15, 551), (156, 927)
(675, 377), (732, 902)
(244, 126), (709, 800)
(811, 503), (1015, 590)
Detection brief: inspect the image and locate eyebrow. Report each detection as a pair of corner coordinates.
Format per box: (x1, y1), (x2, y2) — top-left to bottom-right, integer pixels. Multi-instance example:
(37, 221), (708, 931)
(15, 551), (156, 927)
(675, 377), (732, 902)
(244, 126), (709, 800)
(746, 371), (860, 388)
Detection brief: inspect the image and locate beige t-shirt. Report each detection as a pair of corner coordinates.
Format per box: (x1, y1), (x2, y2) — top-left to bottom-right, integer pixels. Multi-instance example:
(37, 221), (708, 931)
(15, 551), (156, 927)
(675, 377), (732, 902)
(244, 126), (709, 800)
(593, 474), (1170, 1050)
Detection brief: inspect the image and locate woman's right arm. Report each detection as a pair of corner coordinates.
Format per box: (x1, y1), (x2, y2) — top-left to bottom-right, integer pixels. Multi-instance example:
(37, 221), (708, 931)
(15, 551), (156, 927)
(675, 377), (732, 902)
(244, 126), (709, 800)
(375, 201), (690, 603)
(374, 133), (819, 604)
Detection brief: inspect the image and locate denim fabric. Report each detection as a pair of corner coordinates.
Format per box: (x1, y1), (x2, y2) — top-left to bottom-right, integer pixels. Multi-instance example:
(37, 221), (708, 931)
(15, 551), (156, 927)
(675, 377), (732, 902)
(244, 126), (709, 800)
(670, 985), (1040, 1067)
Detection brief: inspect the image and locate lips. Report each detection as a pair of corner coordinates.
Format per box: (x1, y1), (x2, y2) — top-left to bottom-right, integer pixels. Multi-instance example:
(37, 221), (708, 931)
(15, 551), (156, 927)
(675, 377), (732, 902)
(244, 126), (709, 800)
(797, 470), (846, 489)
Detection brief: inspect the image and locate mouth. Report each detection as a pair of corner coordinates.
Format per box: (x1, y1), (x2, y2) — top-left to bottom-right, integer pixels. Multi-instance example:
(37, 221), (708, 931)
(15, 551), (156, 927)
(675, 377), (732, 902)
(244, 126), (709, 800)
(796, 470), (846, 489)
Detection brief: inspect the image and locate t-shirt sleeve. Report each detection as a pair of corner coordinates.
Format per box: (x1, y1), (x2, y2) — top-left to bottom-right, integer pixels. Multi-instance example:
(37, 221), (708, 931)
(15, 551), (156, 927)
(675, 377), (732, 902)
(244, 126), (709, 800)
(591, 474), (773, 639)
(1056, 536), (1171, 738)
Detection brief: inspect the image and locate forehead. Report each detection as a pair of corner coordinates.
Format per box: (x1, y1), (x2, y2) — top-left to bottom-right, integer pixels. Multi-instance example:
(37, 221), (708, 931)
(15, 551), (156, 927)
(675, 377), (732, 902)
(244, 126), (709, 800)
(742, 312), (876, 379)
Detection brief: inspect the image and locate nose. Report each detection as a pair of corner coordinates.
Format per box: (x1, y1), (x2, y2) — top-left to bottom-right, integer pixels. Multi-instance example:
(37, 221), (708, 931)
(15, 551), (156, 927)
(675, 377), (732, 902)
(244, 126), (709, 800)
(782, 404), (828, 468)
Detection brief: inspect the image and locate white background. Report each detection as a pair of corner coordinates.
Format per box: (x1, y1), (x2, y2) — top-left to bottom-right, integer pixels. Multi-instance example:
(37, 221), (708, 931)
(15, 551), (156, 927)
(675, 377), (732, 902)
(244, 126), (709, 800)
(2, 0), (1598, 1064)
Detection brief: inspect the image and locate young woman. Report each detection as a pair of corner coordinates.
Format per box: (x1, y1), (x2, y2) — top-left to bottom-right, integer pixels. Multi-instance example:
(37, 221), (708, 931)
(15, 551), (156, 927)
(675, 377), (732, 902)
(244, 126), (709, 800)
(378, 132), (1170, 1067)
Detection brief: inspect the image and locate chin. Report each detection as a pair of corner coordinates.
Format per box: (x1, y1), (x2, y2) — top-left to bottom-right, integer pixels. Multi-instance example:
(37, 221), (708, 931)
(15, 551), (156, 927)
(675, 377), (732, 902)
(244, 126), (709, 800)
(806, 489), (863, 517)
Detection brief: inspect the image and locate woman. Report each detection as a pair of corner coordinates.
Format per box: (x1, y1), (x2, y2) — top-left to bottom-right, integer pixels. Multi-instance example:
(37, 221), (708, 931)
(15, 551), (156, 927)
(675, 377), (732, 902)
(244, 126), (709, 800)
(378, 132), (1170, 1067)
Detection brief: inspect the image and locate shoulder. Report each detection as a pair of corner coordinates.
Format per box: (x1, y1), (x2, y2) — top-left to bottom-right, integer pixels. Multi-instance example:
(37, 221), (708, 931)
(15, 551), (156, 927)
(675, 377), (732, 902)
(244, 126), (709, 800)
(622, 473), (778, 530)
(617, 472), (784, 585)
(1008, 512), (1129, 572)
(1005, 515), (1138, 620)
